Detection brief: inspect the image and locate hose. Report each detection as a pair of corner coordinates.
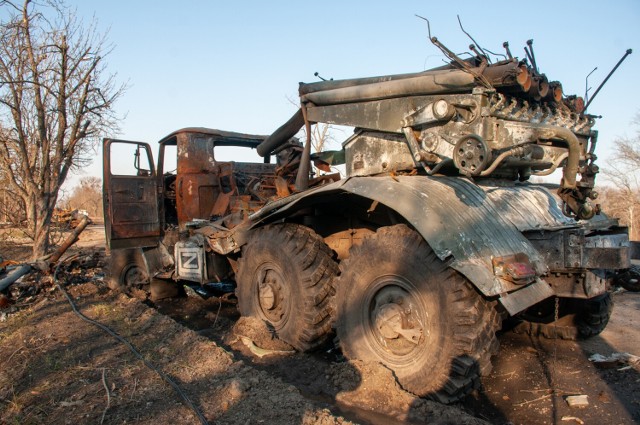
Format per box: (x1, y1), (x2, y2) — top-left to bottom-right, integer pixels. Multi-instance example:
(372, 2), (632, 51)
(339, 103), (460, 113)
(53, 255), (209, 425)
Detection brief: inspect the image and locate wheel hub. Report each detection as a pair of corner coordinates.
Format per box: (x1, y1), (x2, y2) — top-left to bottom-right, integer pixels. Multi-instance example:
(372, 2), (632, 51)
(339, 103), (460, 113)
(259, 281), (278, 310)
(123, 265), (148, 287)
(371, 286), (424, 352)
(256, 268), (289, 323)
(375, 303), (404, 339)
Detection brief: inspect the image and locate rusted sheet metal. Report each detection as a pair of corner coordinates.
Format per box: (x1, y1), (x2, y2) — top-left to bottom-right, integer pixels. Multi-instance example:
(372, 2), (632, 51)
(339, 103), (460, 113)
(346, 176), (547, 271)
(107, 176), (160, 248)
(306, 96), (436, 134)
(172, 131), (290, 228)
(583, 233), (630, 269)
(545, 270), (607, 298)
(247, 175), (556, 297)
(159, 127), (268, 148)
(344, 131), (414, 176)
(103, 139), (161, 250)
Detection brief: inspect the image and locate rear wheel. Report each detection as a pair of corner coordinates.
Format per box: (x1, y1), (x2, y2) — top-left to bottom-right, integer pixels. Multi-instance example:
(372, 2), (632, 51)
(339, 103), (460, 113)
(336, 225), (500, 403)
(236, 224), (338, 351)
(514, 293), (613, 340)
(614, 266), (640, 292)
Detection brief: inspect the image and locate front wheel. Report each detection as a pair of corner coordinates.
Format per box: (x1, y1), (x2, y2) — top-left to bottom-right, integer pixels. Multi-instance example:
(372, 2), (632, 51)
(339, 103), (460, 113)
(236, 224), (338, 352)
(335, 225), (500, 403)
(106, 248), (149, 291)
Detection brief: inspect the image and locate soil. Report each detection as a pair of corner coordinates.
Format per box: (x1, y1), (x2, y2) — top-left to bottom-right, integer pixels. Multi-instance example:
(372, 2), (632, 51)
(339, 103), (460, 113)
(1, 226), (639, 424)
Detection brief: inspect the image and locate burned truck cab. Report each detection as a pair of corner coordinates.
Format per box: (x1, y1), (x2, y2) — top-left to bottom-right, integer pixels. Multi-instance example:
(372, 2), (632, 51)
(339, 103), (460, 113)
(103, 128), (300, 288)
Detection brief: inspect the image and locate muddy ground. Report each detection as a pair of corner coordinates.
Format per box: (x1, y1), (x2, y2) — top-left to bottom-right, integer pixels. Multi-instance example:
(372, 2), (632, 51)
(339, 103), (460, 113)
(1, 225), (639, 424)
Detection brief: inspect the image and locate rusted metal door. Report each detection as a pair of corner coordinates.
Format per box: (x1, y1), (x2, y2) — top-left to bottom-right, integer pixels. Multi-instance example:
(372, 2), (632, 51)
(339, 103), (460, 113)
(103, 139), (161, 249)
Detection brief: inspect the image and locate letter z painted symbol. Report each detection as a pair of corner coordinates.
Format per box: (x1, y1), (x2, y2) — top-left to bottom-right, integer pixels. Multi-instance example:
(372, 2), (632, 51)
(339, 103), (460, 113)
(181, 252), (199, 269)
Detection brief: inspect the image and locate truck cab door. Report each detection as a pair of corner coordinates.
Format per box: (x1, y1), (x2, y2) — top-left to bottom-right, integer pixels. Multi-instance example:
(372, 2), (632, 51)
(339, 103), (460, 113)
(103, 139), (161, 249)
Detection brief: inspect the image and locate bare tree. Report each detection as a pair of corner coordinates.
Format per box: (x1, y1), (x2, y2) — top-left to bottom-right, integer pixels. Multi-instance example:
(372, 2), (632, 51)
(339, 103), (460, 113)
(602, 112), (640, 240)
(0, 0), (124, 258)
(65, 176), (103, 219)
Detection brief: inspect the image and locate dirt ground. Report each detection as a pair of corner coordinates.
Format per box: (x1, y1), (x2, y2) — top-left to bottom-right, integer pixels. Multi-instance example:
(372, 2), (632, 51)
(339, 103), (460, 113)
(1, 226), (639, 424)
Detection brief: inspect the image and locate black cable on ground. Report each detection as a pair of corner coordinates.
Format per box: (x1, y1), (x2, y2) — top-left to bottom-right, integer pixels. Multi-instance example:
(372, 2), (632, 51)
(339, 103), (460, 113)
(53, 255), (210, 425)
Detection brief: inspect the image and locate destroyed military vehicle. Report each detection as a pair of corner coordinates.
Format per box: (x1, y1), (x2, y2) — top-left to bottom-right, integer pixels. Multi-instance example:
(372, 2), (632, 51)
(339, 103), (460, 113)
(103, 34), (630, 402)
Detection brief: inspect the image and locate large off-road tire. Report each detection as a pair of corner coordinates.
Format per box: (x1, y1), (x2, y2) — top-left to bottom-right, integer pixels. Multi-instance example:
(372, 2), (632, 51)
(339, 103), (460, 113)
(236, 223), (339, 352)
(514, 293), (613, 340)
(335, 225), (500, 403)
(106, 248), (150, 291)
(614, 265), (640, 292)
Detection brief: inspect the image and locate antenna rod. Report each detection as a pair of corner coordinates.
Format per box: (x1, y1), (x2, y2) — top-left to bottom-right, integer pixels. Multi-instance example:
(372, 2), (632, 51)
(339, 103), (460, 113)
(584, 49), (632, 112)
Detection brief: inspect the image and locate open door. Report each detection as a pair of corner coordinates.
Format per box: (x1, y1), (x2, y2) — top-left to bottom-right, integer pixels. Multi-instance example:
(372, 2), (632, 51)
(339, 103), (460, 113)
(103, 139), (161, 249)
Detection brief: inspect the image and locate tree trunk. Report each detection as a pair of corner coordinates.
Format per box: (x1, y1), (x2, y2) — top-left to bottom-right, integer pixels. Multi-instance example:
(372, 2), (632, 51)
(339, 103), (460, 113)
(30, 196), (55, 259)
(32, 222), (49, 260)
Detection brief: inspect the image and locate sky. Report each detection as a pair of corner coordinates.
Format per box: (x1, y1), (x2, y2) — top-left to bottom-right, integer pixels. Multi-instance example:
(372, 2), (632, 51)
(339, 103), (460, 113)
(38, 0), (640, 189)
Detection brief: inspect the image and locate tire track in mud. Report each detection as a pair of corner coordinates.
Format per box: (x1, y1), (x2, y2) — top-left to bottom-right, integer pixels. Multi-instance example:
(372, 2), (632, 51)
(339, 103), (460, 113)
(151, 290), (640, 425)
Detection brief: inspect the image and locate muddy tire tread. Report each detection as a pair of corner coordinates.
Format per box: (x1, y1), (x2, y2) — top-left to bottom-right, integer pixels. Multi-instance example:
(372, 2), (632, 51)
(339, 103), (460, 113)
(336, 225), (500, 403)
(237, 223), (338, 351)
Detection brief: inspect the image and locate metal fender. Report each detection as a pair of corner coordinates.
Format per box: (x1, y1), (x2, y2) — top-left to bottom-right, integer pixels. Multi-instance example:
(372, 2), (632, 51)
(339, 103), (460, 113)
(248, 176), (579, 312)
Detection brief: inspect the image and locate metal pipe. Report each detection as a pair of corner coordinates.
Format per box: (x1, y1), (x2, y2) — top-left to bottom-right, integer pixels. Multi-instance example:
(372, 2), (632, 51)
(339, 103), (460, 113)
(503, 42), (513, 60)
(294, 105), (312, 192)
(531, 125), (581, 189)
(47, 215), (92, 265)
(0, 264), (32, 292)
(478, 124), (580, 189)
(532, 152), (568, 176)
(302, 70), (475, 105)
(299, 70), (438, 95)
(427, 158), (452, 175)
(257, 109), (304, 157)
(526, 40), (538, 72)
(479, 147), (518, 176)
(302, 62), (524, 106)
(516, 64), (531, 92)
(545, 81), (563, 103)
(529, 75), (549, 101)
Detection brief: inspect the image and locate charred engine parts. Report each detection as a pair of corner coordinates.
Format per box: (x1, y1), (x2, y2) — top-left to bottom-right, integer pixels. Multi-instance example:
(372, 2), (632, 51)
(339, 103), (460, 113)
(259, 33), (631, 221)
(453, 134), (490, 176)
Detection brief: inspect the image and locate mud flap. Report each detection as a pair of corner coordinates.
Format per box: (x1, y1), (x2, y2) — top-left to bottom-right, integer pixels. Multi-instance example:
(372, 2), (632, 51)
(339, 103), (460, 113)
(498, 279), (555, 315)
